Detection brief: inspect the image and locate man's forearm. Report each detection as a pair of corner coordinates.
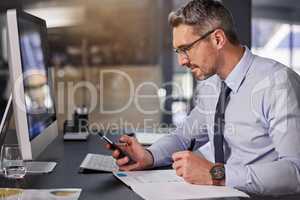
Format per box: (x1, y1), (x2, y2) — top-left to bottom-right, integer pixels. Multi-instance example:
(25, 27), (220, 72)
(225, 158), (300, 195)
(147, 134), (190, 167)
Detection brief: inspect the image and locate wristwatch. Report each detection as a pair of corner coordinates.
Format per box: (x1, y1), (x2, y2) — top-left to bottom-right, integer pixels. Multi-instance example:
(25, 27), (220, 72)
(209, 164), (225, 186)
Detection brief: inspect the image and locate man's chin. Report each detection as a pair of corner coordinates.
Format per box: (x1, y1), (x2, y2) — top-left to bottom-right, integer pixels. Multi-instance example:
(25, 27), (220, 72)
(194, 73), (212, 81)
(190, 67), (214, 81)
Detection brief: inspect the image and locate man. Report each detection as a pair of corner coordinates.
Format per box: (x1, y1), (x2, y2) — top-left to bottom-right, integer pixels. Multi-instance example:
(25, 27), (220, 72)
(107, 0), (300, 195)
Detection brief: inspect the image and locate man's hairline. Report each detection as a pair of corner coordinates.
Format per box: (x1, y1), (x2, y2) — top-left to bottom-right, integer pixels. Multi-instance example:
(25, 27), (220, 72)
(172, 22), (240, 47)
(172, 24), (216, 50)
(172, 17), (221, 33)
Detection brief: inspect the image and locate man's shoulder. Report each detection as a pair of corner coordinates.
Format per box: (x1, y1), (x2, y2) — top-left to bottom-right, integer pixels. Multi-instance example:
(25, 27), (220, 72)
(250, 53), (290, 77)
(249, 53), (300, 90)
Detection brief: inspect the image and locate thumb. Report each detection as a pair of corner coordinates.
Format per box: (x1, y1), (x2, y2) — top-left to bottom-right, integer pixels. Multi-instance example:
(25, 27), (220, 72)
(119, 135), (134, 145)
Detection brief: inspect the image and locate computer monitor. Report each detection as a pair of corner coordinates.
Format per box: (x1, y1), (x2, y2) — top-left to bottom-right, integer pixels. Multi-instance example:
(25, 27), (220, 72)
(0, 94), (12, 147)
(6, 9), (58, 163)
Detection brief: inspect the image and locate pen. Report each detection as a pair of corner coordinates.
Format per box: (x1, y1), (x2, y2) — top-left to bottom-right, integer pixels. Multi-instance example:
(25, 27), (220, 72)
(188, 138), (196, 151)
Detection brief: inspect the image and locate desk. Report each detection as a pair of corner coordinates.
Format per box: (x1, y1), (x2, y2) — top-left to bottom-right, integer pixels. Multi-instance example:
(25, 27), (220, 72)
(1, 132), (300, 200)
(0, 132), (142, 199)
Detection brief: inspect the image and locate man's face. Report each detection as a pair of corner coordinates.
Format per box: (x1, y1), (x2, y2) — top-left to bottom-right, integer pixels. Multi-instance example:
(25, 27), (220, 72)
(173, 24), (218, 80)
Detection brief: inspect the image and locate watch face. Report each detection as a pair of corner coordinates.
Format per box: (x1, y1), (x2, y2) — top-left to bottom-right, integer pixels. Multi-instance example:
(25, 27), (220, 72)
(210, 165), (225, 180)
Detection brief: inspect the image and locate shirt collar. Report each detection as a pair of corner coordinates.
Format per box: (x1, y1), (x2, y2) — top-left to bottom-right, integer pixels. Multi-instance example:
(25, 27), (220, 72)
(224, 46), (253, 94)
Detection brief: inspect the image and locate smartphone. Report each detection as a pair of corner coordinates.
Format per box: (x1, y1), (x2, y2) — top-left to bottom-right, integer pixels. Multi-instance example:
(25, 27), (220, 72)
(98, 132), (134, 163)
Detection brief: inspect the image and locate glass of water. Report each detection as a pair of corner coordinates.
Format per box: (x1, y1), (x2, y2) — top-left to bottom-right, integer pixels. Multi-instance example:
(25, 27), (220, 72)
(1, 144), (26, 179)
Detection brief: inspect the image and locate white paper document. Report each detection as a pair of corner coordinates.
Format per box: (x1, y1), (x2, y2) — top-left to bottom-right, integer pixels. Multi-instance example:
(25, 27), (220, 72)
(0, 188), (82, 200)
(114, 169), (183, 186)
(113, 170), (249, 200)
(133, 182), (249, 200)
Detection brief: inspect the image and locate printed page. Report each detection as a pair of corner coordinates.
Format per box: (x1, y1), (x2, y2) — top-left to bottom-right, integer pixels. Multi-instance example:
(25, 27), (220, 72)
(113, 170), (249, 199)
(132, 182), (249, 200)
(113, 169), (184, 187)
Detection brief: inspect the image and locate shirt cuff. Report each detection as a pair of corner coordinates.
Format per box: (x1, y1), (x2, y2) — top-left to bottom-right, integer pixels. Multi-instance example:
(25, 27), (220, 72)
(147, 146), (167, 167)
(144, 149), (155, 168)
(225, 164), (249, 190)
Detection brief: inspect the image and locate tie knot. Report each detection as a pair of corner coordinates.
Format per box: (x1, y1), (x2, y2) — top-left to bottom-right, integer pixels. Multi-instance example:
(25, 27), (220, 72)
(221, 81), (231, 98)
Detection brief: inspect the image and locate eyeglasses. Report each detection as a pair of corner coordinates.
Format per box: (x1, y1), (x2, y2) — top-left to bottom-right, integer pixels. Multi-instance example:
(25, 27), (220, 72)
(173, 29), (216, 57)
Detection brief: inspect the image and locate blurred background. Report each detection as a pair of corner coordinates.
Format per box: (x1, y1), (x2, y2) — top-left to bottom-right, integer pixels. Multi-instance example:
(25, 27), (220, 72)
(0, 0), (298, 131)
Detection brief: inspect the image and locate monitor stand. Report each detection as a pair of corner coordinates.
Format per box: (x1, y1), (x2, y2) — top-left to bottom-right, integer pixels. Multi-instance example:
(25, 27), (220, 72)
(25, 161), (57, 174)
(0, 161), (56, 175)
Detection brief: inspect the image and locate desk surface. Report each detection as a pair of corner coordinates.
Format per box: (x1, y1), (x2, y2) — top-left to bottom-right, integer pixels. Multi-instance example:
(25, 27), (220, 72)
(0, 133), (142, 200)
(1, 132), (300, 200)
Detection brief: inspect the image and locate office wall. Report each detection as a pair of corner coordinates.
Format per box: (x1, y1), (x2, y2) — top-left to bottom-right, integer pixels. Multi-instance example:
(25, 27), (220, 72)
(223, 0), (252, 47)
(26, 0), (164, 130)
(54, 65), (162, 131)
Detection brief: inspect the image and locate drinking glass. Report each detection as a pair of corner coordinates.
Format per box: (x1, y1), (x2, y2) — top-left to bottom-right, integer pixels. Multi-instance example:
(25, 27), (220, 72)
(1, 144), (26, 179)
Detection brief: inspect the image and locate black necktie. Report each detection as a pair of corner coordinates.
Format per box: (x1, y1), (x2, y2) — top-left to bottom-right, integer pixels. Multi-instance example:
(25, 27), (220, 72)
(214, 81), (231, 164)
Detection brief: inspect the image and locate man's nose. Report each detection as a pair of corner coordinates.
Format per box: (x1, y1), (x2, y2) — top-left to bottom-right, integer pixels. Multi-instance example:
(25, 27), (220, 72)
(177, 54), (189, 67)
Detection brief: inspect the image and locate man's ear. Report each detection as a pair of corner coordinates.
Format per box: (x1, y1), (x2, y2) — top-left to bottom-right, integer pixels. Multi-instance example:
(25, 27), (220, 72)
(213, 29), (226, 49)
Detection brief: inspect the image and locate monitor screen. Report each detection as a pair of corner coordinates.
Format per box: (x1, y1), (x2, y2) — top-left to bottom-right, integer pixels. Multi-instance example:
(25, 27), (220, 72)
(17, 14), (56, 141)
(0, 20), (9, 121)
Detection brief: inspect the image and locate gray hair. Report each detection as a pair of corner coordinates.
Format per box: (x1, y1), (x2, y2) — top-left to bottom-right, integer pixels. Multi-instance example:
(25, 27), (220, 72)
(169, 0), (239, 45)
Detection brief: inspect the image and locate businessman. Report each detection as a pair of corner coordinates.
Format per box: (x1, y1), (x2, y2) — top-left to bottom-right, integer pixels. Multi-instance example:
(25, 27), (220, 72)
(107, 0), (300, 195)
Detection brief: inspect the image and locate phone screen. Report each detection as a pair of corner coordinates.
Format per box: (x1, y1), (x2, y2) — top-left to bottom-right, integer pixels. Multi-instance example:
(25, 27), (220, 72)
(97, 132), (135, 164)
(97, 133), (122, 151)
(102, 135), (114, 145)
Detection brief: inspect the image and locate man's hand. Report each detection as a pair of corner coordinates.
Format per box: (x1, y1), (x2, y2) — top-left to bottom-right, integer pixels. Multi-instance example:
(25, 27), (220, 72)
(106, 135), (153, 171)
(172, 151), (218, 185)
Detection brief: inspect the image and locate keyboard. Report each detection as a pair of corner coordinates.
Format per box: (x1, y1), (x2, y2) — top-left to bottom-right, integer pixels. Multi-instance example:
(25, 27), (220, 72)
(79, 153), (118, 172)
(25, 161), (57, 174)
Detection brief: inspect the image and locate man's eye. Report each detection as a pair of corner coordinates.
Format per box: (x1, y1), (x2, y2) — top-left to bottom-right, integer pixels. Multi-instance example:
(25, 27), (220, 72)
(175, 48), (184, 53)
(174, 49), (181, 53)
(181, 46), (190, 52)
(174, 47), (189, 54)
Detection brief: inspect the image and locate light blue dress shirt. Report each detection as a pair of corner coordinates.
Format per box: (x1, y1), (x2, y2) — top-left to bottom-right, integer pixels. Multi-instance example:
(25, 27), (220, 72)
(148, 47), (300, 195)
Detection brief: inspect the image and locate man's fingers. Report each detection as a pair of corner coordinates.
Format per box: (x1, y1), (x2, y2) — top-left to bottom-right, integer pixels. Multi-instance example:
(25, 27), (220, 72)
(105, 144), (111, 149)
(116, 156), (130, 166)
(172, 160), (183, 170)
(175, 167), (183, 177)
(112, 149), (120, 158)
(172, 151), (189, 161)
(119, 162), (139, 171)
(119, 135), (135, 145)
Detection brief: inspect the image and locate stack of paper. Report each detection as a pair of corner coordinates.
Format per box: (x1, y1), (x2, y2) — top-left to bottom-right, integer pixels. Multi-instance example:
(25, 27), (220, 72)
(114, 170), (249, 200)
